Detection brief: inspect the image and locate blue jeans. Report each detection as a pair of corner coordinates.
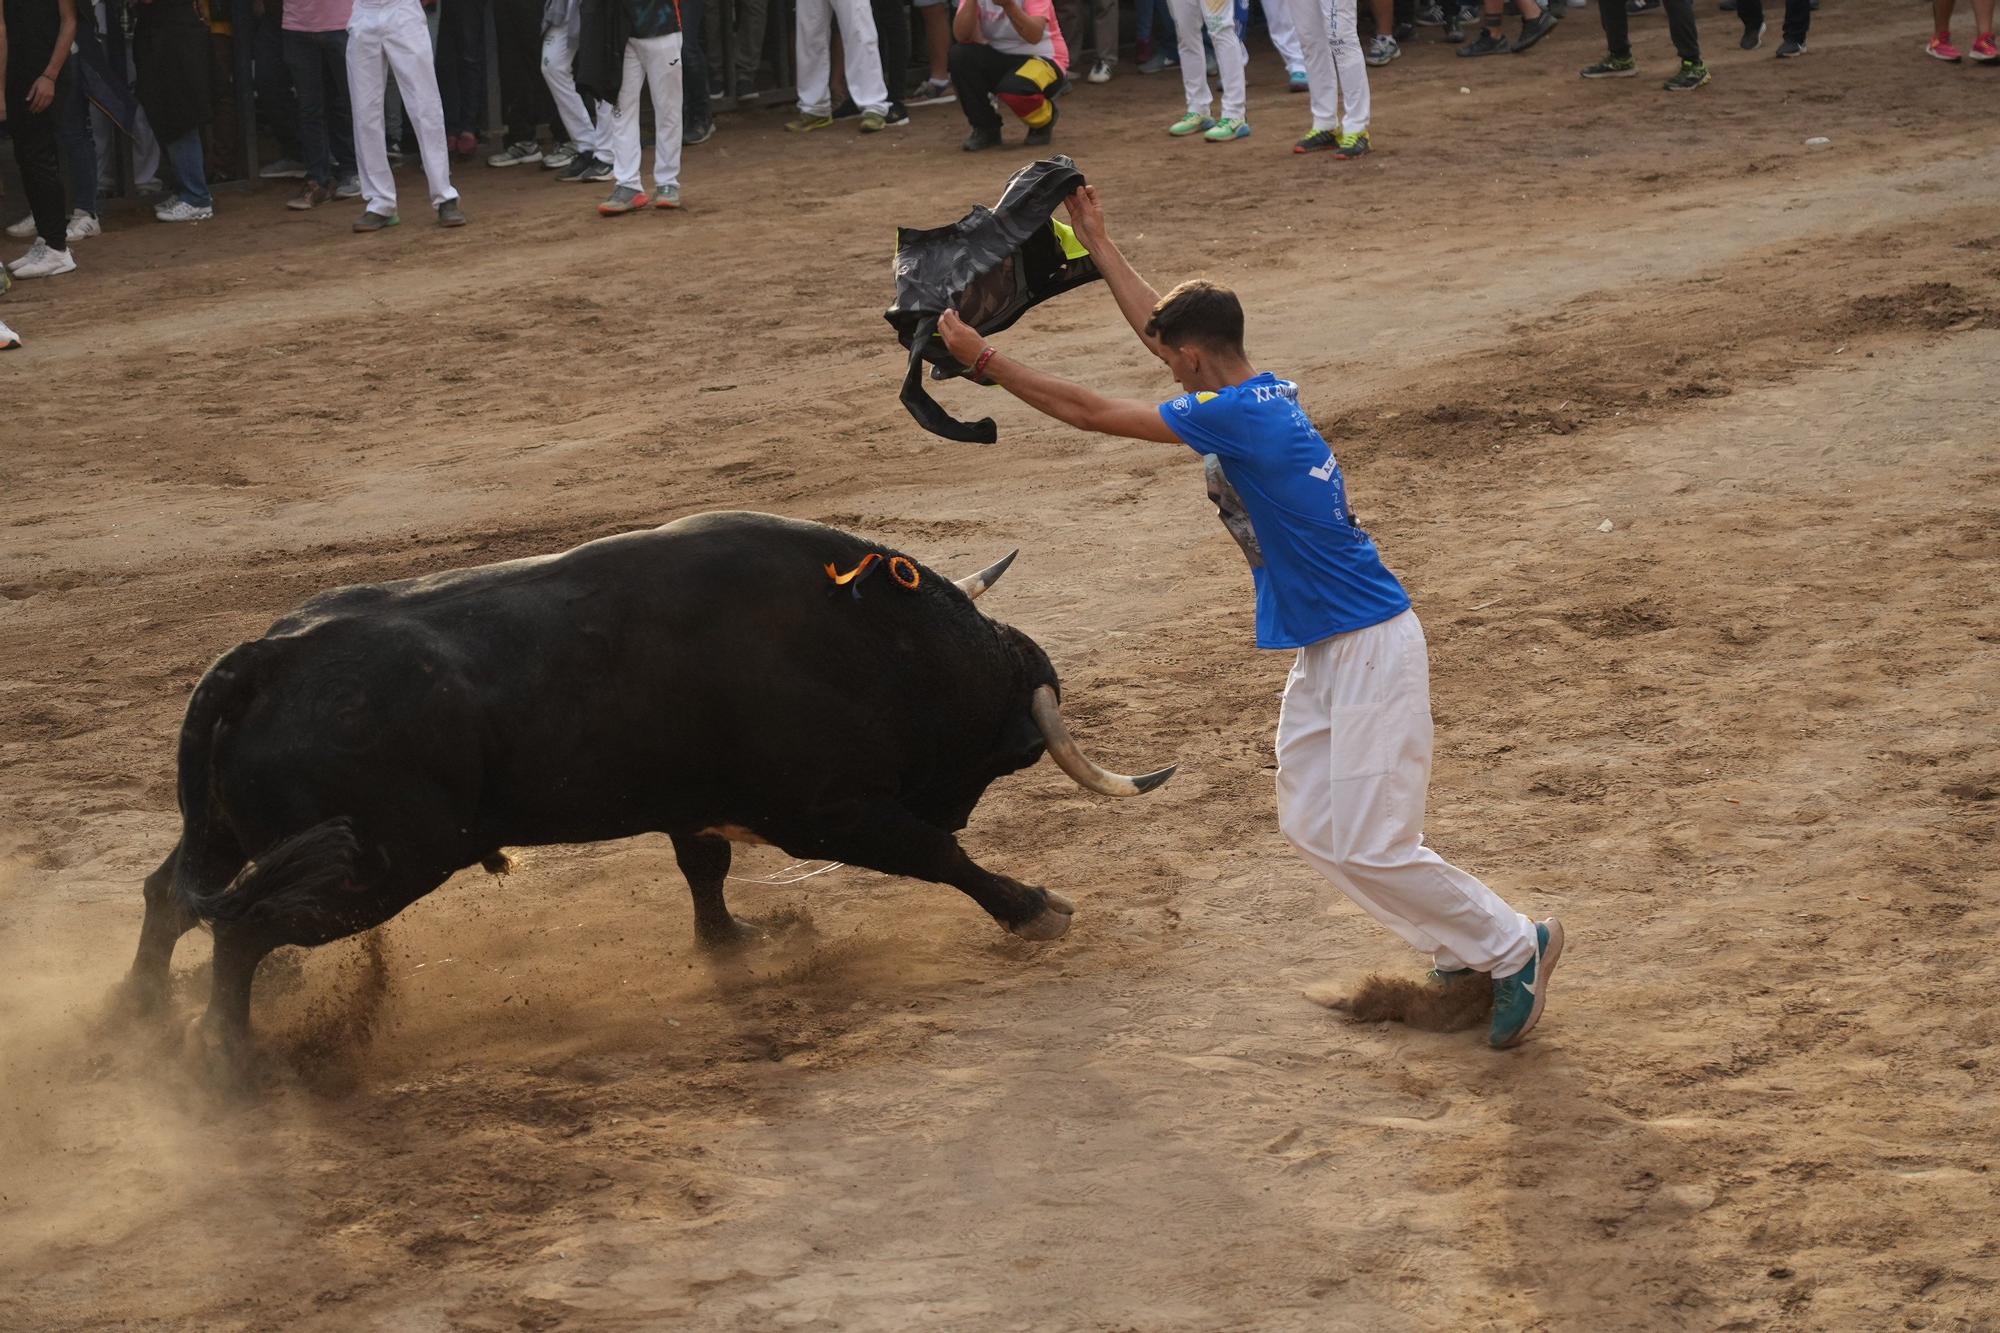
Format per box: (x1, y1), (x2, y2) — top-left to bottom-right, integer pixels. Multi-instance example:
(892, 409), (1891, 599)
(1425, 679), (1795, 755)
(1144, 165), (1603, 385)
(682, 0), (714, 132)
(283, 27), (355, 184)
(1138, 0), (1177, 44)
(58, 48), (98, 216)
(163, 129), (213, 207)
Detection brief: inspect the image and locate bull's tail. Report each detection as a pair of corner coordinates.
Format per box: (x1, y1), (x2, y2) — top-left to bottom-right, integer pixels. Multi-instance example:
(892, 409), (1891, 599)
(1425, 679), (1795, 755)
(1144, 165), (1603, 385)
(168, 641), (362, 928)
(187, 819), (364, 929)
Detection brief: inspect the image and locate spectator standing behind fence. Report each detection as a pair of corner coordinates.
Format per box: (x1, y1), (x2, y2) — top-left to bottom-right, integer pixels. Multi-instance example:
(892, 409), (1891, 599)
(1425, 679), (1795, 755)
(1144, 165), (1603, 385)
(348, 0), (466, 229)
(436, 0), (485, 154)
(133, 0), (215, 221)
(1733, 0), (1808, 56)
(2, 0), (78, 276)
(949, 0), (1065, 151)
(252, 0), (307, 179)
(1058, 0), (1116, 80)
(787, 0), (891, 131)
(910, 0), (954, 102)
(541, 0), (612, 179)
(1287, 0), (1368, 158)
(486, 0), (561, 162)
(1164, 0), (1247, 142)
(579, 0), (685, 214)
(1580, 0), (1704, 87)
(1928, 0), (1997, 60)
(1455, 0), (1557, 56)
(282, 0), (359, 208)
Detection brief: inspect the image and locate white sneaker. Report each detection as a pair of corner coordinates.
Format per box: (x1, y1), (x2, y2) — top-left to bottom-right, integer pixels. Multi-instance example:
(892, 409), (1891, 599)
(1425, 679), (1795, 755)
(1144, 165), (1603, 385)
(0, 317), (19, 349)
(335, 175), (362, 199)
(8, 238), (78, 279)
(4, 214), (36, 239)
(259, 157), (308, 180)
(154, 198), (214, 223)
(543, 141), (578, 170)
(1366, 33), (1401, 64)
(487, 139), (543, 167)
(66, 210), (101, 242)
(1088, 58), (1114, 83)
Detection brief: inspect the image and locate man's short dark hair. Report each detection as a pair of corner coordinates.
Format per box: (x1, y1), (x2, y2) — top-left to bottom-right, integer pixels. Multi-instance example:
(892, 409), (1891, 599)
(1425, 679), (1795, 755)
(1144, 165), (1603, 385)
(1145, 280), (1245, 355)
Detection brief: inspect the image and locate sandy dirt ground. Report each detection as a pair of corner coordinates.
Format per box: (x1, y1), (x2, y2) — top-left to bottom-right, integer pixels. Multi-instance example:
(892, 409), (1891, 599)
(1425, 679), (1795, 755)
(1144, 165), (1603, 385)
(3, 4), (1997, 1329)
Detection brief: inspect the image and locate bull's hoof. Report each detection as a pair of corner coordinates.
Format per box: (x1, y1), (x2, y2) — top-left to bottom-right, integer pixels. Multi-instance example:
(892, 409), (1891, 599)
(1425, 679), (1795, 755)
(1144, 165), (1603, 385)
(1007, 889), (1075, 942)
(696, 915), (765, 952)
(182, 1014), (254, 1094)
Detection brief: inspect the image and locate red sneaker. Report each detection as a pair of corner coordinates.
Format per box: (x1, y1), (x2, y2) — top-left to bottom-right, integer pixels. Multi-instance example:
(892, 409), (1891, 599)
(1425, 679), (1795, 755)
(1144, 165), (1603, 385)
(1928, 33), (1963, 60)
(1970, 33), (2000, 61)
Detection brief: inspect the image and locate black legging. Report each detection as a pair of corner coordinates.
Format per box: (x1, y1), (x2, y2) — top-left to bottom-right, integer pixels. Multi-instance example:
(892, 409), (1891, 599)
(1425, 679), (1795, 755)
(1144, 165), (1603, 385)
(4, 65), (72, 252)
(1596, 0), (1700, 61)
(871, 0), (911, 102)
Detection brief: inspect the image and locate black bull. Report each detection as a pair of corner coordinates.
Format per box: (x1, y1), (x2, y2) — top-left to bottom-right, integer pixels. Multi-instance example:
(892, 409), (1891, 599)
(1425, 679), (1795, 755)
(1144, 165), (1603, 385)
(125, 512), (1175, 1058)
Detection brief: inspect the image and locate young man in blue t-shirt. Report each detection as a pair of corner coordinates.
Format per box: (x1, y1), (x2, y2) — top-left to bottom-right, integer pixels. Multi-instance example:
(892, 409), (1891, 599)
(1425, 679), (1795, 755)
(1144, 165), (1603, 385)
(936, 186), (1564, 1047)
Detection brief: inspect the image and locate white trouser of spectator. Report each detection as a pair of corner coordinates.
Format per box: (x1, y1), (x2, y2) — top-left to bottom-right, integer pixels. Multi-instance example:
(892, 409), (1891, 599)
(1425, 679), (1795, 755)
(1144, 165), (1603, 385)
(348, 0), (458, 215)
(1275, 610), (1537, 978)
(385, 6), (441, 148)
(542, 5), (611, 155)
(1262, 0), (1305, 73)
(1286, 0), (1367, 134)
(1167, 0), (1247, 121)
(609, 33), (684, 193)
(793, 0), (889, 116)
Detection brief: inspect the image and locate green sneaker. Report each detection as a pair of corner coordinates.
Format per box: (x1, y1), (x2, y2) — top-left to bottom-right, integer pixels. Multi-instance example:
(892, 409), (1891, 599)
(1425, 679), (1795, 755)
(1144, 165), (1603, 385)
(1168, 112), (1216, 137)
(1489, 918), (1563, 1048)
(1663, 59), (1710, 90)
(786, 112), (835, 132)
(1203, 116), (1251, 142)
(1579, 54), (1638, 77)
(858, 110), (888, 132)
(1331, 130), (1371, 159)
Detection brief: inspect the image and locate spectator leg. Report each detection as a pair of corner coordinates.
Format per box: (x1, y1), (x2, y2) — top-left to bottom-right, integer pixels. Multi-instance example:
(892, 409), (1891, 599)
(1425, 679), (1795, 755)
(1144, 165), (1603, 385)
(947, 41), (1006, 133)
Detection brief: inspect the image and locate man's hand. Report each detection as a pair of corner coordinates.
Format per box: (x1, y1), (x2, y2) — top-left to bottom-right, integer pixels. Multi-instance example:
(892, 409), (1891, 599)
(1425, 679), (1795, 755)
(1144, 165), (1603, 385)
(1064, 186), (1107, 250)
(937, 309), (986, 366)
(26, 74), (54, 113)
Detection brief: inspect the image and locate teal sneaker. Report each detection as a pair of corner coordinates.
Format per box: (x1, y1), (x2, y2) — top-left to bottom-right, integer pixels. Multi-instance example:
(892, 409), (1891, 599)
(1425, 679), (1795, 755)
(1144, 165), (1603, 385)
(1168, 112), (1216, 136)
(1203, 116), (1251, 142)
(1489, 918), (1564, 1048)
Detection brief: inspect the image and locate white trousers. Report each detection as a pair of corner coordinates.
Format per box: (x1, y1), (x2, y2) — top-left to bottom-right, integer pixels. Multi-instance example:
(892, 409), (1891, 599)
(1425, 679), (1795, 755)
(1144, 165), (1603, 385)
(1167, 0), (1248, 121)
(610, 34), (684, 193)
(348, 0), (457, 215)
(543, 8), (611, 156)
(1286, 0), (1368, 133)
(1262, 0), (1304, 73)
(1275, 611), (1535, 977)
(793, 0), (889, 116)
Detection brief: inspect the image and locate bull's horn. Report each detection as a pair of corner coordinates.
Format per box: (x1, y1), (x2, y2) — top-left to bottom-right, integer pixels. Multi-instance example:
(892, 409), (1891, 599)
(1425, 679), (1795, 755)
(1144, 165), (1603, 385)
(1030, 685), (1177, 797)
(954, 550), (1018, 601)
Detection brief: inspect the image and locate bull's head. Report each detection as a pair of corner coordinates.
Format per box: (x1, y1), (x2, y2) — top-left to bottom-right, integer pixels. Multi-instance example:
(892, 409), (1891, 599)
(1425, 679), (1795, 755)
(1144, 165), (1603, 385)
(956, 553), (1177, 799)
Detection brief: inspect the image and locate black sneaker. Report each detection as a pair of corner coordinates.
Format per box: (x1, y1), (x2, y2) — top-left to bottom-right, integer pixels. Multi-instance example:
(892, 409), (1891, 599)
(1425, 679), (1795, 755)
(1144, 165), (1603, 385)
(1580, 52), (1639, 75)
(1625, 0), (1659, 11)
(1514, 9), (1560, 50)
(1740, 19), (1764, 48)
(832, 95), (861, 119)
(1663, 58), (1710, 89)
(437, 198), (467, 227)
(1776, 37), (1807, 55)
(1393, 20), (1417, 39)
(961, 126), (1003, 151)
(1719, 0), (1736, 8)
(556, 151), (598, 182)
(883, 101), (911, 127)
(1459, 27), (1511, 54)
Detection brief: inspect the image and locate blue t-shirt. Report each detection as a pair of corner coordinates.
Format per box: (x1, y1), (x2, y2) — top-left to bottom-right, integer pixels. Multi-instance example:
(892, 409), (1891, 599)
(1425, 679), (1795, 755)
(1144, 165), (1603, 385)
(1160, 373), (1411, 650)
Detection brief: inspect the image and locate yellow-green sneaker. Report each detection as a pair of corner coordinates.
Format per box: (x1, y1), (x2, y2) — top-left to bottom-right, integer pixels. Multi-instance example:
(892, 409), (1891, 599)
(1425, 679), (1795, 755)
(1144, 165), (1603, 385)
(1168, 112), (1216, 136)
(786, 112), (835, 132)
(1489, 918), (1564, 1048)
(1202, 116), (1251, 142)
(1331, 130), (1371, 159)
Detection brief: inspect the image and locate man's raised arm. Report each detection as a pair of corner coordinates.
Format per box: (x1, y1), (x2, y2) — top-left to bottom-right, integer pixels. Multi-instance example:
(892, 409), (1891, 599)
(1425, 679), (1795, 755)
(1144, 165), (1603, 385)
(1064, 187), (1168, 362)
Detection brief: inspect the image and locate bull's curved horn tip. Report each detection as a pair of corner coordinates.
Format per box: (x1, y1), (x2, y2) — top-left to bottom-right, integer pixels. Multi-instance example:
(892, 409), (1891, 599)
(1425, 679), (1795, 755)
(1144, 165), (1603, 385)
(1132, 765), (1178, 795)
(955, 549), (1020, 601)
